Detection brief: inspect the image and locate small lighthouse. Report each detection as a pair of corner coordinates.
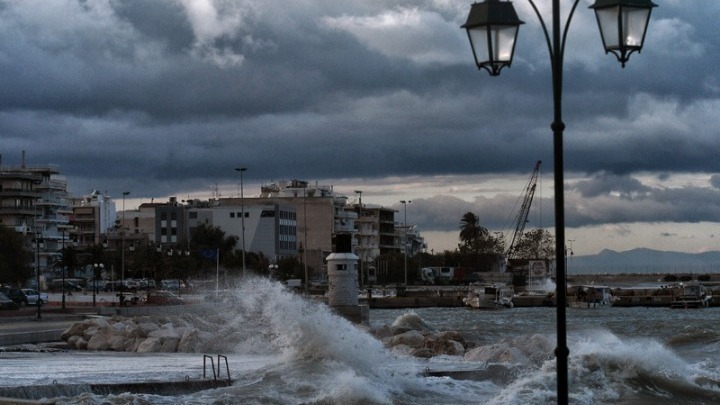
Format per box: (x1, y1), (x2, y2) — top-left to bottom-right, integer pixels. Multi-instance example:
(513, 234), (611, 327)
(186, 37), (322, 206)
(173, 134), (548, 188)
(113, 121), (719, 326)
(326, 233), (368, 323)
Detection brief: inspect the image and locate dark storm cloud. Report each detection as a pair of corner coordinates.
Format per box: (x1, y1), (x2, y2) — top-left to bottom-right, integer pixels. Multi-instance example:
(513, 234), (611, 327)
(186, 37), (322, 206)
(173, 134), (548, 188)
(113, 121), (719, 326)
(1, 0), (719, 239)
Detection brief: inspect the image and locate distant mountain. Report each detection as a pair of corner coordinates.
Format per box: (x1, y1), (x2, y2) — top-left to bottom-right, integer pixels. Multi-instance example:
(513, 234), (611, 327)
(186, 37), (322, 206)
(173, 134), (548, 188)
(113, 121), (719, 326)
(568, 248), (720, 274)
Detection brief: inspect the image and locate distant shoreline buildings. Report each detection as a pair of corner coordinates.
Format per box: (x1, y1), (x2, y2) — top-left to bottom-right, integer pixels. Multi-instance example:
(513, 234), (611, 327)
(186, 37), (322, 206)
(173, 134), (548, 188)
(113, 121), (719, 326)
(0, 153), (425, 285)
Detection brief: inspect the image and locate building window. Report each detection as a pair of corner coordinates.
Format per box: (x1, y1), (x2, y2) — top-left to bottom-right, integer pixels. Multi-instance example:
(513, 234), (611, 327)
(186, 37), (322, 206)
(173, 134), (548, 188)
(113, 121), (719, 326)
(336, 264), (347, 271)
(230, 212), (235, 218)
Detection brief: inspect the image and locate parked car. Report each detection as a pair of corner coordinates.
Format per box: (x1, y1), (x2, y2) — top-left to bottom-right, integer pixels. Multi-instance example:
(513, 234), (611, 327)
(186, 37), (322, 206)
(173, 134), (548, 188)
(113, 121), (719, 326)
(103, 281), (133, 292)
(20, 289), (48, 306)
(47, 280), (83, 292)
(161, 279), (181, 290)
(0, 286), (28, 307)
(87, 279), (106, 291)
(143, 290), (184, 306)
(0, 292), (20, 310)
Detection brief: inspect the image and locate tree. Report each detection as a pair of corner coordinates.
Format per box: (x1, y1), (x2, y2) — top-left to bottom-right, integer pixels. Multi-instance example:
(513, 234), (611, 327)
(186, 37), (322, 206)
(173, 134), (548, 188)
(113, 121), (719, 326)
(513, 229), (555, 260)
(188, 223), (240, 282)
(459, 212), (484, 247)
(0, 227), (33, 285)
(458, 212), (504, 254)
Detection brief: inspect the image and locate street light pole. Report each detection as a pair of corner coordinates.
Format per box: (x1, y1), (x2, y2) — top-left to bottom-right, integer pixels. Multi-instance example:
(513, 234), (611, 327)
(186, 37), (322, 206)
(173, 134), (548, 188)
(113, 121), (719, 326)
(400, 200), (411, 286)
(355, 190), (363, 287)
(462, 1), (656, 402)
(93, 263), (103, 307)
(33, 232), (44, 320)
(234, 167), (247, 277)
(121, 191), (130, 306)
(61, 227), (66, 310)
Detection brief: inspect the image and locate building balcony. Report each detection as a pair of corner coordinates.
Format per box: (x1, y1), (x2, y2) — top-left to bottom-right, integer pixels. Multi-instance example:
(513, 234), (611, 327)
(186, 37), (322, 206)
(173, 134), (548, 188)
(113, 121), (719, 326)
(0, 189), (41, 197)
(0, 206), (39, 215)
(35, 214), (70, 224)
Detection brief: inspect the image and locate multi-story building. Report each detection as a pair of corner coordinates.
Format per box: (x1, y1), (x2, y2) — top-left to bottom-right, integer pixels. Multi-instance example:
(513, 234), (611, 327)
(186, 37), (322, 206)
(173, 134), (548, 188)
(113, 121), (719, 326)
(70, 190), (117, 248)
(222, 180), (352, 277)
(0, 153), (73, 278)
(187, 199), (298, 261)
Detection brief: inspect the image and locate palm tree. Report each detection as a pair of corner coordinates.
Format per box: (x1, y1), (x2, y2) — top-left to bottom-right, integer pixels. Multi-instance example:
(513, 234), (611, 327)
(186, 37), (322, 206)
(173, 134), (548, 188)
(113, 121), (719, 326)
(459, 211), (492, 253)
(459, 211), (481, 246)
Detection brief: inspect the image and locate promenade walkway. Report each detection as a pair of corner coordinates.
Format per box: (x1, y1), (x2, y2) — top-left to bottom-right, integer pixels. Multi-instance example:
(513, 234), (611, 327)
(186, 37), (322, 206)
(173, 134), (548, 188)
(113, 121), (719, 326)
(0, 291), (204, 347)
(0, 291), (120, 347)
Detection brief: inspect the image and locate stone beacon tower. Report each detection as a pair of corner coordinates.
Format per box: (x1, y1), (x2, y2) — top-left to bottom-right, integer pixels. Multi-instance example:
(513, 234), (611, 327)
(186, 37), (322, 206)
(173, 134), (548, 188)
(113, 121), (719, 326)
(327, 233), (369, 324)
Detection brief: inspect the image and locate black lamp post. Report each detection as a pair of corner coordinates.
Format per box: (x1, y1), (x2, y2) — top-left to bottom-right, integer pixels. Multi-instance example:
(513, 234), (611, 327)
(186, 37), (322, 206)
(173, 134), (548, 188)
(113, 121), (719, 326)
(462, 0), (656, 403)
(400, 200), (412, 287)
(61, 227), (66, 310)
(93, 262), (103, 307)
(120, 191), (130, 306)
(234, 167), (247, 277)
(32, 233), (44, 320)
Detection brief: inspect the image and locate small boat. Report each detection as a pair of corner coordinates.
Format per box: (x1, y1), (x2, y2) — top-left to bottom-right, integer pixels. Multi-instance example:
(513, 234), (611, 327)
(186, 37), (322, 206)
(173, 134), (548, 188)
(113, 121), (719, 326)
(570, 285), (616, 308)
(670, 283), (712, 308)
(463, 285), (514, 309)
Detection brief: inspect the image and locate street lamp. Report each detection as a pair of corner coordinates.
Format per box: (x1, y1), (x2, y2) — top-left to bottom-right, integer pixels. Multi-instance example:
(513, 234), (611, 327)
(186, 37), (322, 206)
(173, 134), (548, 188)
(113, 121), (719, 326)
(234, 167), (247, 277)
(355, 190), (363, 287)
(93, 263), (104, 307)
(462, 0), (656, 402)
(32, 233), (44, 320)
(121, 191), (130, 306)
(400, 200), (412, 287)
(60, 227), (66, 310)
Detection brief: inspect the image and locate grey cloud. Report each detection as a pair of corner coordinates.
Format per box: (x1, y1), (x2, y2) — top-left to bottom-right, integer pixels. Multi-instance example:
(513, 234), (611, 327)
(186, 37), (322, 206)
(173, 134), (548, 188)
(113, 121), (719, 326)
(0, 0), (719, 248)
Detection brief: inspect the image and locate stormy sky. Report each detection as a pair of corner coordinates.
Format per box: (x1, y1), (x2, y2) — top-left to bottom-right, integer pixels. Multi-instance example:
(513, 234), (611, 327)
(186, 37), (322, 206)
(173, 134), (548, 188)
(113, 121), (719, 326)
(1, 0), (719, 255)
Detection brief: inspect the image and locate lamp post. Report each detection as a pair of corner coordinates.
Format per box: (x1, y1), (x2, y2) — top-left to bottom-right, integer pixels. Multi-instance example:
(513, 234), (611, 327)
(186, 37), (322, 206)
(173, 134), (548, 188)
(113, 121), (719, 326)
(234, 167), (247, 277)
(32, 233), (44, 320)
(355, 190), (363, 286)
(93, 263), (104, 307)
(61, 227), (66, 310)
(303, 185), (309, 295)
(565, 239), (575, 286)
(462, 0), (656, 402)
(400, 200), (411, 286)
(120, 191), (130, 306)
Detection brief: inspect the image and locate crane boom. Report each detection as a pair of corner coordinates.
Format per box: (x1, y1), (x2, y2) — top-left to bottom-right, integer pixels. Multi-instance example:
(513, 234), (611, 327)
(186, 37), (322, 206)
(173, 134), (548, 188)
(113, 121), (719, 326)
(506, 160), (541, 259)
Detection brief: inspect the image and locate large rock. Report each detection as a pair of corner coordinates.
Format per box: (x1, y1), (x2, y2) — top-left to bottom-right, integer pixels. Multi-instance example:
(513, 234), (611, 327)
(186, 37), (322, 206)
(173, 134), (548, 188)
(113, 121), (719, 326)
(178, 329), (202, 353)
(391, 312), (436, 333)
(108, 333), (128, 351)
(87, 327), (116, 351)
(137, 322), (159, 336)
(465, 344), (530, 364)
(61, 322), (90, 341)
(464, 335), (553, 365)
(137, 337), (162, 353)
(386, 330), (425, 349)
(424, 337), (465, 357)
(67, 335), (87, 350)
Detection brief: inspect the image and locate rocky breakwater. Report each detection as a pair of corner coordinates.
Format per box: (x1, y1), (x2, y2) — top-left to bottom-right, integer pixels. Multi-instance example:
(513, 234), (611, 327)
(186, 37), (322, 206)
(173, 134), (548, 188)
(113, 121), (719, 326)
(370, 312), (555, 366)
(61, 311), (555, 367)
(60, 315), (217, 353)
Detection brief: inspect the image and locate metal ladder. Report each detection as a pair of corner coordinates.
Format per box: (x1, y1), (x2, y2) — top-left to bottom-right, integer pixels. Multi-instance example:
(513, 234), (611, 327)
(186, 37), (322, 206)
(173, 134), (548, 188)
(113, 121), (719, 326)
(203, 354), (231, 382)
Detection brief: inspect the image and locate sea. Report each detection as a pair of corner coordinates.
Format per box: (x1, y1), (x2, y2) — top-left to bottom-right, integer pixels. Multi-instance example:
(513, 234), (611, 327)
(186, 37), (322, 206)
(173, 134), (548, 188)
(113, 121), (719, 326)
(1, 278), (720, 405)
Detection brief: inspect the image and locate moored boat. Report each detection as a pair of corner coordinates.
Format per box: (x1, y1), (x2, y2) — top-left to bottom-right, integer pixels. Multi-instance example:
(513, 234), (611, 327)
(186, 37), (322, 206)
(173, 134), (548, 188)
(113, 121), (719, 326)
(569, 285), (616, 308)
(463, 285), (514, 309)
(670, 283), (712, 308)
